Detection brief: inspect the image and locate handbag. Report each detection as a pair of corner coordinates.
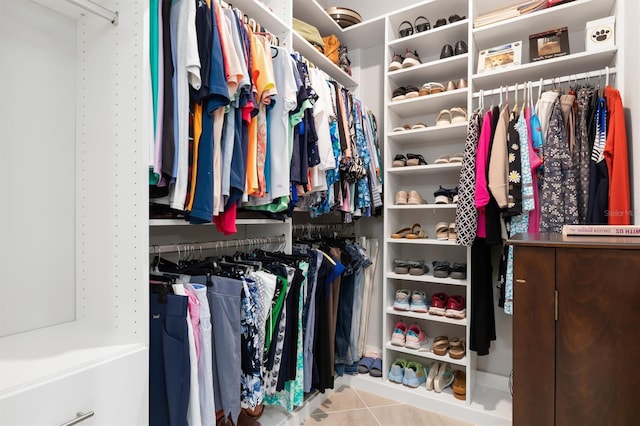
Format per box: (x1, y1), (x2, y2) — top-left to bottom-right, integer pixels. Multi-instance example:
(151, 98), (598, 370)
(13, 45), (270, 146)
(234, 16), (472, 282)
(322, 34), (340, 65)
(293, 18), (324, 52)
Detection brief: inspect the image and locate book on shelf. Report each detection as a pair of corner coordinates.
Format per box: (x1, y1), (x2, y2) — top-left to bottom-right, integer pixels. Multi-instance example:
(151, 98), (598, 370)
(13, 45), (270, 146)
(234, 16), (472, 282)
(562, 225), (640, 237)
(474, 0), (548, 28)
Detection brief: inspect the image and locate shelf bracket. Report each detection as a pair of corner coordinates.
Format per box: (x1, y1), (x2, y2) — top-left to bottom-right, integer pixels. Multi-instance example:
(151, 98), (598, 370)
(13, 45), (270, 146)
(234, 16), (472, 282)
(64, 0), (118, 25)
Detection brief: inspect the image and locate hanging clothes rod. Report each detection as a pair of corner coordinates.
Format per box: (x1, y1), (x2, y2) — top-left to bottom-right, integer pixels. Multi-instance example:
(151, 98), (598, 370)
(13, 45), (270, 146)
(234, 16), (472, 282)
(473, 66), (617, 98)
(150, 235), (286, 255)
(292, 223), (354, 236)
(64, 0), (118, 25)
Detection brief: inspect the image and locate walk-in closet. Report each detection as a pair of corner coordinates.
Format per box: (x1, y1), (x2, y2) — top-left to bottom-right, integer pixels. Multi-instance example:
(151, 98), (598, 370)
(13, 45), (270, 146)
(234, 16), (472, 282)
(1, 0), (639, 425)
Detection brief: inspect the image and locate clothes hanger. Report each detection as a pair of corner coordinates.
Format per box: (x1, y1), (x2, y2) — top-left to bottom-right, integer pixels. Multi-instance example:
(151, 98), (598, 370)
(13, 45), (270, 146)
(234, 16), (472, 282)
(521, 81), (527, 112)
(513, 83), (519, 115)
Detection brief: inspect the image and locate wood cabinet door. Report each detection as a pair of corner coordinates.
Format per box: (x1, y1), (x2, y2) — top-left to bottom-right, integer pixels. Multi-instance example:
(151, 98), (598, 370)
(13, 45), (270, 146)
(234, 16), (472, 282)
(512, 246), (556, 426)
(556, 248), (640, 426)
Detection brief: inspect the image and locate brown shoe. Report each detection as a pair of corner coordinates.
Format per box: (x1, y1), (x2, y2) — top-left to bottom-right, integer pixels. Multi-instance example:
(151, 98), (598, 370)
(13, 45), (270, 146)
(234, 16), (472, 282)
(457, 78), (468, 89)
(453, 370), (466, 400)
(446, 81), (457, 91)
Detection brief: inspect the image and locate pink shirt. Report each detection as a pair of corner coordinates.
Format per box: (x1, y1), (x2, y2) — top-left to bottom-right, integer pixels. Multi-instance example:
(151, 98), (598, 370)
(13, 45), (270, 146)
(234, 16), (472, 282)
(184, 287), (201, 361)
(525, 107), (543, 232)
(474, 109), (493, 238)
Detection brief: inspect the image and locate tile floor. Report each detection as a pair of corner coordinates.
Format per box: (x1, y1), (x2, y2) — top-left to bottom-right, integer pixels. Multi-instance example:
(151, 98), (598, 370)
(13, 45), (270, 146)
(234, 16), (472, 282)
(302, 385), (474, 426)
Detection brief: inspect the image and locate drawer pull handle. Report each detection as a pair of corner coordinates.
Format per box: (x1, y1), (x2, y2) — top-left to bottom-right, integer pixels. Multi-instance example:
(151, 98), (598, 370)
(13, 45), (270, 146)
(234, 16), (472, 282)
(60, 411), (95, 426)
(515, 279), (526, 284)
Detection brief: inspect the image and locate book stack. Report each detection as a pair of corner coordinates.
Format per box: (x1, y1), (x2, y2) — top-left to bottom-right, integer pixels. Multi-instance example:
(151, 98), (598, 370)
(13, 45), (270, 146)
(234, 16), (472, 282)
(473, 0), (548, 28)
(562, 225), (640, 237)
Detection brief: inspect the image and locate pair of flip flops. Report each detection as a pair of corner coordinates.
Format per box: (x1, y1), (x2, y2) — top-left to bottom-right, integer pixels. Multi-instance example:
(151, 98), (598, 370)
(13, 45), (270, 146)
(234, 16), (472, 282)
(358, 357), (383, 377)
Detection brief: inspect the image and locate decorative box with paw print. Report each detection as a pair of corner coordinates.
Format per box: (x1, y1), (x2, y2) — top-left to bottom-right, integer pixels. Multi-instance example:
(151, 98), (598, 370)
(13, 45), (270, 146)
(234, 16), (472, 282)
(586, 16), (615, 52)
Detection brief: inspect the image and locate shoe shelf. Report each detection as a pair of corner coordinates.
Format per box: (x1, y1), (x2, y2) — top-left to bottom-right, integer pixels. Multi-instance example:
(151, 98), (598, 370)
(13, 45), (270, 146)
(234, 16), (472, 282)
(387, 54), (469, 87)
(386, 307), (468, 326)
(388, 163), (462, 176)
(386, 122), (468, 144)
(388, 19), (469, 56)
(387, 204), (457, 210)
(386, 238), (459, 246)
(387, 89), (469, 118)
(471, 48), (617, 91)
(383, 0), (472, 409)
(387, 271), (467, 286)
(473, 0), (615, 49)
(385, 343), (467, 367)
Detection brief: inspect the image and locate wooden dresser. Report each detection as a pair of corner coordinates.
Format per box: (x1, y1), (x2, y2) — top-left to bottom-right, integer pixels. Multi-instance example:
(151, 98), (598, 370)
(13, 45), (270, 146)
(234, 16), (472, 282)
(509, 233), (640, 426)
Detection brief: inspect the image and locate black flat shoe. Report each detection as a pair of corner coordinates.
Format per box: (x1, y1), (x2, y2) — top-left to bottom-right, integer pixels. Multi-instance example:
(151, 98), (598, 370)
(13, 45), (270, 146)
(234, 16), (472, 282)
(440, 44), (454, 59)
(448, 14), (466, 23)
(454, 40), (468, 55)
(434, 18), (447, 28)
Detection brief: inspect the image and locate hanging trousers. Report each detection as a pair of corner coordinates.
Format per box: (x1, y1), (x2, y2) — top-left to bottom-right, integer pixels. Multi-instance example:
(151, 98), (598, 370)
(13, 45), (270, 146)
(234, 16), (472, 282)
(149, 293), (190, 426)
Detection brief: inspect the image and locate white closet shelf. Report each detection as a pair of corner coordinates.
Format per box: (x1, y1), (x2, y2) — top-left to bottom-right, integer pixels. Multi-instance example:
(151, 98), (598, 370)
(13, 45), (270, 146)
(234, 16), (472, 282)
(388, 54), (469, 87)
(386, 238), (460, 246)
(293, 0), (385, 49)
(382, 378), (465, 404)
(292, 32), (357, 88)
(387, 122), (468, 143)
(388, 19), (469, 54)
(386, 343), (467, 367)
(229, 0), (289, 36)
(388, 89), (469, 118)
(387, 272), (467, 286)
(386, 307), (468, 326)
(473, 0), (615, 49)
(387, 204), (457, 210)
(472, 48), (617, 91)
(388, 163), (462, 175)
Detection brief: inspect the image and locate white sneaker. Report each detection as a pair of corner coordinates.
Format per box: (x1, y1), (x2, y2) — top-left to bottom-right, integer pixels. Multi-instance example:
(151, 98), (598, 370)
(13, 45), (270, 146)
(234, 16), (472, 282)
(434, 363), (455, 393)
(426, 361), (440, 391)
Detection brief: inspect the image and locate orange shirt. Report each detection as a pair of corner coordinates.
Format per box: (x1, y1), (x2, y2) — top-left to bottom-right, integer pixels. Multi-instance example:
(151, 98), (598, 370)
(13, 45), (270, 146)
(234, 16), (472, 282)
(604, 86), (631, 224)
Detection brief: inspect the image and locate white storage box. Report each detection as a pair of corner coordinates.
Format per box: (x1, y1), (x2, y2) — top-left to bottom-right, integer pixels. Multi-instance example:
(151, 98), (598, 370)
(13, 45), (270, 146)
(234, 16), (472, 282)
(585, 16), (615, 52)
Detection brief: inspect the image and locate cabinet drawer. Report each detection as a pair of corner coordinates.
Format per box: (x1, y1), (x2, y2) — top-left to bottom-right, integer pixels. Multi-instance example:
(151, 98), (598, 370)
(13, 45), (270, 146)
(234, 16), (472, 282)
(0, 349), (147, 426)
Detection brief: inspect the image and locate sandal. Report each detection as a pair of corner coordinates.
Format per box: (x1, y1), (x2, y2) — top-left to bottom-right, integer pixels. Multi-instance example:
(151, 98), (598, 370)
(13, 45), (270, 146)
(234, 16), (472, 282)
(436, 109), (452, 126)
(431, 336), (449, 356)
(406, 223), (427, 239)
(391, 226), (411, 238)
(393, 259), (410, 274)
(435, 222), (449, 240)
(453, 370), (466, 400)
(448, 222), (457, 240)
(392, 154), (407, 167)
(450, 107), (468, 124)
(405, 85), (420, 98)
(393, 124), (411, 132)
(449, 153), (464, 163)
(433, 186), (452, 204)
(432, 261), (451, 278)
(406, 153), (427, 166)
(449, 337), (466, 359)
(429, 82), (445, 94)
(411, 122), (427, 129)
(408, 260), (428, 275)
(445, 295), (466, 319)
(450, 262), (467, 279)
(369, 358), (383, 377)
(419, 83), (431, 96)
(434, 154), (450, 164)
(358, 356), (375, 374)
(392, 87), (407, 101)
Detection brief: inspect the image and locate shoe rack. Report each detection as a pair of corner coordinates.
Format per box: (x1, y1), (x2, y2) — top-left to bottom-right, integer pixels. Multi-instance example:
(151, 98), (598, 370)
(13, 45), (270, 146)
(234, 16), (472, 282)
(381, 0), (621, 416)
(382, 0), (474, 407)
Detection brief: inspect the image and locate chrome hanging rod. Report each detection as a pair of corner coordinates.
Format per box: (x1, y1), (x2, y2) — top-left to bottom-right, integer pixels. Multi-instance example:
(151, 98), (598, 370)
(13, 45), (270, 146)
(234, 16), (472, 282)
(149, 235), (286, 255)
(473, 66), (617, 98)
(64, 0), (118, 25)
(292, 223), (354, 236)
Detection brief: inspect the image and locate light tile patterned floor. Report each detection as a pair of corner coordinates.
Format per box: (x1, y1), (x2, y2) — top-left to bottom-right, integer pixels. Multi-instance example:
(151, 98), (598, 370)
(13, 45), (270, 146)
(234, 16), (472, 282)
(302, 385), (474, 426)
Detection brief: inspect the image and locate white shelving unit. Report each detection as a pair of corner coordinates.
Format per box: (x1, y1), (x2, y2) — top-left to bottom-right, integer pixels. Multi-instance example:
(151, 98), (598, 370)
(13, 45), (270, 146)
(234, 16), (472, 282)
(382, 0), (474, 409)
